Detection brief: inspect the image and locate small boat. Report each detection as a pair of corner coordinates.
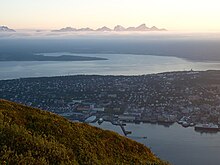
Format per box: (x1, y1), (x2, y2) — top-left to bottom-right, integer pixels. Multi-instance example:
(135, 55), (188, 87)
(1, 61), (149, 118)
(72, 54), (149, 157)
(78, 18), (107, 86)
(189, 123), (195, 126)
(182, 121), (190, 127)
(84, 116), (96, 123)
(195, 123), (219, 131)
(98, 118), (104, 125)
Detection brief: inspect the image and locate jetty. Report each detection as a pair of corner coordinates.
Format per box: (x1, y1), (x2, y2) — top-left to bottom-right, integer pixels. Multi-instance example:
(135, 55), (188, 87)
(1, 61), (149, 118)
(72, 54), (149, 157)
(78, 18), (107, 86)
(119, 124), (132, 136)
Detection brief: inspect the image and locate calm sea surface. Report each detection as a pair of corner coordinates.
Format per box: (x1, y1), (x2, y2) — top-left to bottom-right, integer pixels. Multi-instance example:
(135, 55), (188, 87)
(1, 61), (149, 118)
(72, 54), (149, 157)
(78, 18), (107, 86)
(1, 53), (220, 80)
(91, 122), (220, 165)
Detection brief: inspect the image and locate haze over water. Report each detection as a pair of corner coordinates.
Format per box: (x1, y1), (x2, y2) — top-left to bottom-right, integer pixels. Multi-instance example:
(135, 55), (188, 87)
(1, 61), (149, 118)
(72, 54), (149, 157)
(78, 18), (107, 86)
(1, 33), (220, 80)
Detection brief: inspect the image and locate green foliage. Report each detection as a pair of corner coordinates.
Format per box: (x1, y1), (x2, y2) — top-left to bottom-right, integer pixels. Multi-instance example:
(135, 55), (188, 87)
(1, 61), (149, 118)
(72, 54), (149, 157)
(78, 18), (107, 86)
(0, 99), (169, 165)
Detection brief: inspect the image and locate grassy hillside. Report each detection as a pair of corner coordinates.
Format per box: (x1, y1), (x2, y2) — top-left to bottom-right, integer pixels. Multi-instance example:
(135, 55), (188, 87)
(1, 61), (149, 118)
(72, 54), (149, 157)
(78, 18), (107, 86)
(0, 99), (168, 165)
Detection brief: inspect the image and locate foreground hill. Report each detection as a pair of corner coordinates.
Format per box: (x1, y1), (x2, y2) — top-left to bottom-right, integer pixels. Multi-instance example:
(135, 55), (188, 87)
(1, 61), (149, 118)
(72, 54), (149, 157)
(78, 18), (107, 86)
(0, 99), (168, 165)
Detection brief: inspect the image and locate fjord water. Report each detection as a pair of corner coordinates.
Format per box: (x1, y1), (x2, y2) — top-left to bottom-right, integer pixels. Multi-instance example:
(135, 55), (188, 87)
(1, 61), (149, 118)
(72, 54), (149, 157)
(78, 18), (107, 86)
(1, 32), (220, 80)
(91, 122), (220, 165)
(1, 53), (220, 80)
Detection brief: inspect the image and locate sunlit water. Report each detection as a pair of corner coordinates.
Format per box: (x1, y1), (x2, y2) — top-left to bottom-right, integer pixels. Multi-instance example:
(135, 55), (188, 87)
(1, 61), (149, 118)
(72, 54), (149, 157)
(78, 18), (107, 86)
(1, 53), (220, 80)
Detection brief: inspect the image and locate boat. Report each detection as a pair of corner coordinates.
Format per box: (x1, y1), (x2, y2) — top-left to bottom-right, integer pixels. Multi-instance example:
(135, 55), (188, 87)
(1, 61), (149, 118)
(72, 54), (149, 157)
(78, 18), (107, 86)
(182, 121), (190, 127)
(111, 120), (119, 125)
(98, 118), (104, 125)
(84, 116), (96, 123)
(189, 123), (195, 126)
(195, 123), (219, 131)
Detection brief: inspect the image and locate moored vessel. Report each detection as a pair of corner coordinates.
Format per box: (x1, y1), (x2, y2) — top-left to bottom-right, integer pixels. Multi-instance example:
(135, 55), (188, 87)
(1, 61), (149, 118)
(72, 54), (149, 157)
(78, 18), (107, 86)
(195, 123), (219, 131)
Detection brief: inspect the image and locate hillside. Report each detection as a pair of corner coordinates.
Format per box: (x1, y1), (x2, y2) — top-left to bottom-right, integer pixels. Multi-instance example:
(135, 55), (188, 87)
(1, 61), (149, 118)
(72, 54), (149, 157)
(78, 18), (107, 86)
(0, 99), (168, 165)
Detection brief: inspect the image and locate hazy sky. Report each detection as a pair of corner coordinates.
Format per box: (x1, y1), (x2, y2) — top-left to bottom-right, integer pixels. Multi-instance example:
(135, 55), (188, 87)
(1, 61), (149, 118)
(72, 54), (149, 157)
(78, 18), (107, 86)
(0, 0), (220, 31)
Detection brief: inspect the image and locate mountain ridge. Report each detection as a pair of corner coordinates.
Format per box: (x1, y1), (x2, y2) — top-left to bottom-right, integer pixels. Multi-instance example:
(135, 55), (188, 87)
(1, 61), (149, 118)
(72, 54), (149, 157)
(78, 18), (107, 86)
(52, 24), (167, 32)
(0, 26), (16, 32)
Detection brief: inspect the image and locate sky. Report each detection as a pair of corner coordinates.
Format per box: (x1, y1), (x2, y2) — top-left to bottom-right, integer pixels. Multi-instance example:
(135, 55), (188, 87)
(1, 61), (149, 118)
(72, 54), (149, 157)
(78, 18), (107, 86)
(0, 0), (220, 31)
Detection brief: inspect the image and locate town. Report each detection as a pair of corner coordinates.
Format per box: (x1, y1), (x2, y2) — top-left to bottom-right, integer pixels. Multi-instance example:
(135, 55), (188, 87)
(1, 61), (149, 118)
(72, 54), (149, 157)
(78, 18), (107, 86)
(1, 70), (220, 133)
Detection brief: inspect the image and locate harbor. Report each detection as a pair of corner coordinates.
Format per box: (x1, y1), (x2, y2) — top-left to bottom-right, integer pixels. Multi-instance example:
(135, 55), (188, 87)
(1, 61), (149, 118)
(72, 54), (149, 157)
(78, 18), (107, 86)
(90, 121), (220, 165)
(78, 112), (220, 138)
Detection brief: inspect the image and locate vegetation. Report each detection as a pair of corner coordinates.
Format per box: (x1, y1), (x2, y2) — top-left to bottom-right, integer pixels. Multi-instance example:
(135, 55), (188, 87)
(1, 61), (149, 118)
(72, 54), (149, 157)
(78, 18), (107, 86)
(0, 99), (168, 165)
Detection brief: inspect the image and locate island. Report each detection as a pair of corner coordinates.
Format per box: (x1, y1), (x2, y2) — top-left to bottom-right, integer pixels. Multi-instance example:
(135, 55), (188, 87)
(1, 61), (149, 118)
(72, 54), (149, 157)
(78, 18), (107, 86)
(0, 54), (108, 61)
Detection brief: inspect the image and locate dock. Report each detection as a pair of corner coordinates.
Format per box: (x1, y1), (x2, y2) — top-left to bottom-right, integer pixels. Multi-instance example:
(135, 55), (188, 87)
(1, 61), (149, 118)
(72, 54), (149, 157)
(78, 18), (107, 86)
(119, 124), (132, 136)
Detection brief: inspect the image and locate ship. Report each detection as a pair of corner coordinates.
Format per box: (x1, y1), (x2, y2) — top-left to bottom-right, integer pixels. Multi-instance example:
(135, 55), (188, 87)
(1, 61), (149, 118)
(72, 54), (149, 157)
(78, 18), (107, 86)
(195, 123), (219, 131)
(84, 116), (96, 123)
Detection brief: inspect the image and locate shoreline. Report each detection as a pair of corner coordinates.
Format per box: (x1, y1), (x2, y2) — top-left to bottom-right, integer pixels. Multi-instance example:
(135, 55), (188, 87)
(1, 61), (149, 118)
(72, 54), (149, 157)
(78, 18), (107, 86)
(0, 69), (202, 81)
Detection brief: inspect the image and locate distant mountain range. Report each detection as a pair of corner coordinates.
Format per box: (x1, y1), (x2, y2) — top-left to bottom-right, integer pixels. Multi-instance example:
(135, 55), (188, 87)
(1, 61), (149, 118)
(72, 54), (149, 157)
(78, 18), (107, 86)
(0, 26), (16, 32)
(0, 24), (166, 32)
(52, 24), (167, 32)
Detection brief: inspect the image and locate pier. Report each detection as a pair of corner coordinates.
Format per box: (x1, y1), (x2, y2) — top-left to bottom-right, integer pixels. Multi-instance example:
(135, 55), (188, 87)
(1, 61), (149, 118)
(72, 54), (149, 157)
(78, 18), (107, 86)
(110, 120), (132, 136)
(88, 115), (132, 136)
(119, 124), (132, 136)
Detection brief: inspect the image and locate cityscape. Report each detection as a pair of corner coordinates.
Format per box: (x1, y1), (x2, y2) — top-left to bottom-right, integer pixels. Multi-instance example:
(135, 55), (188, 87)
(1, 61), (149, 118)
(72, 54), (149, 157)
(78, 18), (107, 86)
(1, 70), (220, 133)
